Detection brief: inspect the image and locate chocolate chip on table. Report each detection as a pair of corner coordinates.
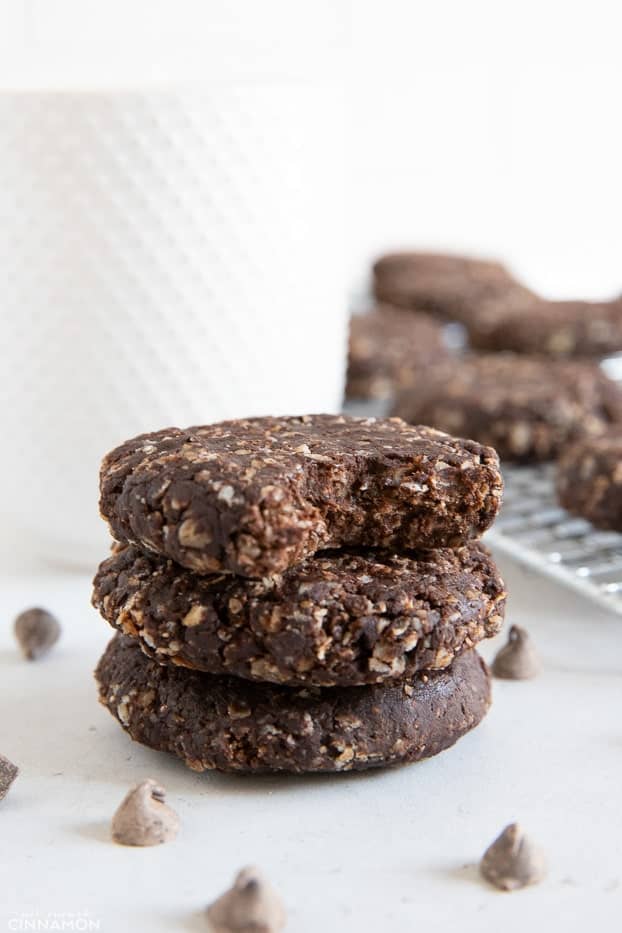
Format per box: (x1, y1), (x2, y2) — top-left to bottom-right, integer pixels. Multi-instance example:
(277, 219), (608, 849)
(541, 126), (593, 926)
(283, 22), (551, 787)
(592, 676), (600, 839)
(0, 754), (19, 801)
(492, 625), (541, 680)
(111, 779), (179, 847)
(480, 823), (547, 891)
(207, 866), (286, 933)
(14, 607), (61, 660)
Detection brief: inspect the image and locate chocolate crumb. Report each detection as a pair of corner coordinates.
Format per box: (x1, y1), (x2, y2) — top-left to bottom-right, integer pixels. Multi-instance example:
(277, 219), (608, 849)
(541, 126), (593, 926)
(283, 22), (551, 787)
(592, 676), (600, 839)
(207, 866), (286, 933)
(14, 608), (61, 660)
(492, 625), (541, 680)
(111, 778), (178, 846)
(0, 754), (19, 801)
(480, 822), (547, 891)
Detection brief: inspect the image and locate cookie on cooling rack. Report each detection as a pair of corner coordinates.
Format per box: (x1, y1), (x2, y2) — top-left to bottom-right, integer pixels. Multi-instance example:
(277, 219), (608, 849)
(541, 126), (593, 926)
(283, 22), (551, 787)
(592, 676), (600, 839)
(372, 251), (531, 321)
(557, 433), (622, 531)
(345, 306), (449, 400)
(467, 294), (622, 358)
(392, 354), (622, 463)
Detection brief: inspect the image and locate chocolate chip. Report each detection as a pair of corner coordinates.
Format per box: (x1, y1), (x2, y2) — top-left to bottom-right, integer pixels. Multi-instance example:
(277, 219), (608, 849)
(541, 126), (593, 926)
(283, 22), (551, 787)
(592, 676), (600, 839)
(480, 822), (547, 891)
(492, 625), (541, 680)
(0, 754), (19, 801)
(206, 866), (286, 933)
(14, 607), (61, 660)
(111, 779), (179, 847)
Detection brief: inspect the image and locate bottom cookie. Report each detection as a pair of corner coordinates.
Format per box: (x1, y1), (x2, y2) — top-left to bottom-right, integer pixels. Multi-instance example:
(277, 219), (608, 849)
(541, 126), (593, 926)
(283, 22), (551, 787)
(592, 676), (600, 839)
(95, 635), (491, 774)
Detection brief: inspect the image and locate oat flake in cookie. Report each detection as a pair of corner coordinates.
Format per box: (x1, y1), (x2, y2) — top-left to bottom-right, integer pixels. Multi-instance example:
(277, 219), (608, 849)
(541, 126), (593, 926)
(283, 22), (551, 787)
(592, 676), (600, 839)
(95, 635), (492, 774)
(393, 354), (622, 463)
(557, 433), (622, 531)
(99, 415), (502, 578)
(93, 541), (506, 687)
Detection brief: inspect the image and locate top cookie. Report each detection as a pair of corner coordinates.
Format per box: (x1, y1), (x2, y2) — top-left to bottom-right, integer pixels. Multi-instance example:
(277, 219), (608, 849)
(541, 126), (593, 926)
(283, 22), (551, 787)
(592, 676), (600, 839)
(467, 294), (622, 358)
(372, 251), (530, 321)
(100, 415), (503, 578)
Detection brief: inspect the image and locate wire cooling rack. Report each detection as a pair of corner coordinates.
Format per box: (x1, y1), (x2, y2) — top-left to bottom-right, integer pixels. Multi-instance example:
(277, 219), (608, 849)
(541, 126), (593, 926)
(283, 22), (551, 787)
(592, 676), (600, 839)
(486, 464), (622, 616)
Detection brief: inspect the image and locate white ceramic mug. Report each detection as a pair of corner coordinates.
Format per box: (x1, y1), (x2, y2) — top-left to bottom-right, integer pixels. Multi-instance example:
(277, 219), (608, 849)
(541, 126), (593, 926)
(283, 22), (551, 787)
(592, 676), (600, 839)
(0, 83), (346, 568)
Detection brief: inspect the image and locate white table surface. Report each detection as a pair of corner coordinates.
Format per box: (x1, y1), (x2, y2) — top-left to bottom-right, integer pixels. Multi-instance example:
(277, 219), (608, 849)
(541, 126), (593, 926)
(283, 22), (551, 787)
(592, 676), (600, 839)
(0, 550), (620, 932)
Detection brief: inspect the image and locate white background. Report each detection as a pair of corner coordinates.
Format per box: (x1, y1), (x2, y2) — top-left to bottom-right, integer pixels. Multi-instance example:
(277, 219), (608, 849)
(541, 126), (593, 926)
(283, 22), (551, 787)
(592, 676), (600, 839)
(1, 0), (621, 297)
(347, 0), (622, 298)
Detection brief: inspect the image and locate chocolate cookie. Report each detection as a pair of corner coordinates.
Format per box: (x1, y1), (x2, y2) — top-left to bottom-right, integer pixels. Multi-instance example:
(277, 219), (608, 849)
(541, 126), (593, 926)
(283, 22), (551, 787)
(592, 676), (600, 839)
(557, 433), (622, 531)
(95, 635), (492, 773)
(93, 541), (506, 687)
(467, 294), (622, 358)
(345, 306), (449, 401)
(100, 415), (502, 578)
(392, 354), (622, 463)
(372, 251), (531, 321)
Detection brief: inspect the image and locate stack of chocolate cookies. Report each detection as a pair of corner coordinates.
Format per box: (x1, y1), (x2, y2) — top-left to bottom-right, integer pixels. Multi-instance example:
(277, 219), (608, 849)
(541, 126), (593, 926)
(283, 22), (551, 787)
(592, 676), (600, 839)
(93, 415), (506, 774)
